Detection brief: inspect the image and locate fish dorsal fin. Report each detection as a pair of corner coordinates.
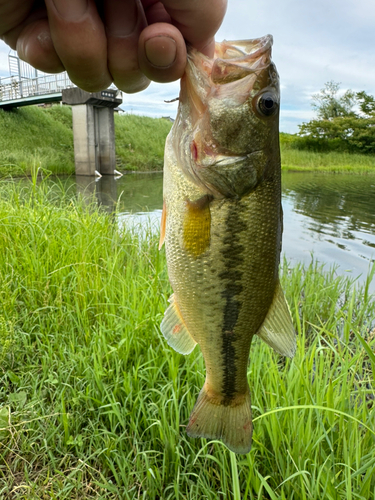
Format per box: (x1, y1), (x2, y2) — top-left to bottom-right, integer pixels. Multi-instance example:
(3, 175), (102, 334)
(160, 294), (197, 355)
(257, 282), (296, 358)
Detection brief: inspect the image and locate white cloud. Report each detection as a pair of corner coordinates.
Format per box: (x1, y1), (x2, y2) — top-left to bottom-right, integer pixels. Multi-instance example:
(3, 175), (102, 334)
(0, 0), (373, 133)
(281, 110), (315, 120)
(120, 80), (179, 118)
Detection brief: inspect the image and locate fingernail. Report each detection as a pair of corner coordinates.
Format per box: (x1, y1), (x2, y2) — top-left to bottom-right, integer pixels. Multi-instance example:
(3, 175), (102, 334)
(51, 0), (88, 21)
(145, 36), (177, 68)
(105, 0), (139, 36)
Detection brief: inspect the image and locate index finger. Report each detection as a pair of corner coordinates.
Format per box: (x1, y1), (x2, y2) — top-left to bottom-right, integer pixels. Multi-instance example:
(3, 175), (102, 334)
(44, 0), (112, 92)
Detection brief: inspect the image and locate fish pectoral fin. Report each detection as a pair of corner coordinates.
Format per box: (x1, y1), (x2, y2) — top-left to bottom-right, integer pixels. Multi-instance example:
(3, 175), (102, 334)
(182, 195), (212, 258)
(257, 281), (297, 358)
(158, 201), (167, 250)
(160, 294), (197, 355)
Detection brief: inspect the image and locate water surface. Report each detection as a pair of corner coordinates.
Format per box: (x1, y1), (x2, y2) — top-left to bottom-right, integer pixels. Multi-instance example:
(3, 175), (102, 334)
(281, 172), (375, 284)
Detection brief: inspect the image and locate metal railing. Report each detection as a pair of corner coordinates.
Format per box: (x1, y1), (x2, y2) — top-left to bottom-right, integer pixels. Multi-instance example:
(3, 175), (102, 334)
(0, 51), (119, 105)
(0, 50), (76, 103)
(0, 72), (75, 102)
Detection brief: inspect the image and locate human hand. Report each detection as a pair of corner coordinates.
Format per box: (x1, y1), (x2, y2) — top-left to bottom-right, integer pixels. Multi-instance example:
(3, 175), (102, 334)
(0, 0), (227, 93)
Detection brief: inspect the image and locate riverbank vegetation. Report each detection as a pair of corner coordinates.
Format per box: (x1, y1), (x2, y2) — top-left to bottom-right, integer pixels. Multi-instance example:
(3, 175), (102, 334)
(0, 180), (374, 499)
(279, 83), (375, 172)
(280, 133), (375, 173)
(0, 106), (172, 176)
(0, 105), (75, 177)
(292, 82), (375, 156)
(0, 102), (374, 177)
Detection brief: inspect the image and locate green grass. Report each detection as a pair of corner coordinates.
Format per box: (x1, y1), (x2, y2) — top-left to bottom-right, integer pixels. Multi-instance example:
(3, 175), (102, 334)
(280, 133), (375, 173)
(0, 106), (75, 177)
(0, 179), (374, 498)
(115, 114), (172, 171)
(0, 107), (172, 177)
(281, 147), (375, 173)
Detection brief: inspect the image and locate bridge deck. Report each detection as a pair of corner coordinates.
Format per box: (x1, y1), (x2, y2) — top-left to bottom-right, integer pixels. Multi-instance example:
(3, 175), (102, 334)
(0, 71), (75, 110)
(0, 93), (63, 110)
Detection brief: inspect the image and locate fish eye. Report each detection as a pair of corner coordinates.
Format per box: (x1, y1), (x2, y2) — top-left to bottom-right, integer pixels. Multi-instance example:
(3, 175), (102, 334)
(256, 92), (278, 117)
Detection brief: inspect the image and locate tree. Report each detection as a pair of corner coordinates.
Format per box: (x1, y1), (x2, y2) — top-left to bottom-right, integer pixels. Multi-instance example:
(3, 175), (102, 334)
(356, 90), (375, 117)
(311, 81), (356, 120)
(296, 83), (375, 154)
(298, 115), (375, 154)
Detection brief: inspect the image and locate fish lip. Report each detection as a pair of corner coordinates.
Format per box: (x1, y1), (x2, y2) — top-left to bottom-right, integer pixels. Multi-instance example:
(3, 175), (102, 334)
(186, 34), (275, 90)
(216, 35), (274, 60)
(198, 150), (263, 169)
(194, 150), (265, 199)
(187, 34), (273, 62)
(187, 34), (274, 76)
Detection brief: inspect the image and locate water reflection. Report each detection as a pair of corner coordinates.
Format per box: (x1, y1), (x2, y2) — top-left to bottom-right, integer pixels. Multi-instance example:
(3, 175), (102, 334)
(76, 175), (118, 213)
(73, 173), (163, 233)
(281, 173), (375, 285)
(282, 173), (375, 235)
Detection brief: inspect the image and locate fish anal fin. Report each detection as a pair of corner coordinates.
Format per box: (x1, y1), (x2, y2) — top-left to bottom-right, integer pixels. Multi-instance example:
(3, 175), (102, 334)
(186, 385), (252, 454)
(183, 195), (212, 258)
(159, 201), (167, 250)
(160, 294), (197, 355)
(257, 281), (296, 358)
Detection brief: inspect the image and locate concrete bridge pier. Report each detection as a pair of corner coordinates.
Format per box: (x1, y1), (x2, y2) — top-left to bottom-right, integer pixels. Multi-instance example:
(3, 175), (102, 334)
(62, 88), (122, 176)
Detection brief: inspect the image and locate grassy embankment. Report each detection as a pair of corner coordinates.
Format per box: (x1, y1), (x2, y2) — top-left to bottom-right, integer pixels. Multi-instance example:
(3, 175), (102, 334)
(0, 106), (171, 177)
(279, 133), (375, 173)
(0, 179), (374, 499)
(0, 106), (375, 177)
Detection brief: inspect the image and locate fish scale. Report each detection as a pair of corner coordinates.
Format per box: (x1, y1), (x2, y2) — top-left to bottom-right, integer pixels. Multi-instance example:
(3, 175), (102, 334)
(159, 36), (296, 454)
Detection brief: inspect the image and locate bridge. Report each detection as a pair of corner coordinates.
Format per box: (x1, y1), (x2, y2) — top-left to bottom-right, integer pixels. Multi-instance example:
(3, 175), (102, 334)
(0, 50), (76, 110)
(0, 51), (123, 176)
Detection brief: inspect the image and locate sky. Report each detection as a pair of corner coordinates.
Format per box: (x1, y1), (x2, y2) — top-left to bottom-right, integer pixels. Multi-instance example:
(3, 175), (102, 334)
(0, 0), (374, 133)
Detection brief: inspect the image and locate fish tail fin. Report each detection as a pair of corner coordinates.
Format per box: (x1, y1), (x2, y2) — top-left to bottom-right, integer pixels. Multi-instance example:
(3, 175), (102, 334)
(186, 385), (252, 454)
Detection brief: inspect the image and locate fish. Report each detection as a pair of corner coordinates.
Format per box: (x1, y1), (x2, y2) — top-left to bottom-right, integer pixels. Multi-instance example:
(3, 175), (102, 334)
(159, 35), (296, 454)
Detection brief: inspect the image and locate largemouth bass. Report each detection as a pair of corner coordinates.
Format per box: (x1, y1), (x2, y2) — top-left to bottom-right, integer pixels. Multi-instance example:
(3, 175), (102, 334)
(159, 35), (296, 454)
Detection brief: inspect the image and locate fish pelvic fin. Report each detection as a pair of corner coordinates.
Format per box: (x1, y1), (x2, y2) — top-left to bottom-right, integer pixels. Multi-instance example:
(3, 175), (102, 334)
(257, 281), (297, 358)
(160, 294), (197, 355)
(186, 386), (252, 454)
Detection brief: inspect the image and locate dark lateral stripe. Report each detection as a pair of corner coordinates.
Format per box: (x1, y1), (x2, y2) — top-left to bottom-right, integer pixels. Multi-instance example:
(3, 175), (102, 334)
(219, 202), (246, 403)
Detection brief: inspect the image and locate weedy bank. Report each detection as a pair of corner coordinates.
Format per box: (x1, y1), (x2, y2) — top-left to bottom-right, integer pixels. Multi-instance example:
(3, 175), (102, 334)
(280, 133), (375, 173)
(0, 107), (172, 176)
(0, 180), (374, 499)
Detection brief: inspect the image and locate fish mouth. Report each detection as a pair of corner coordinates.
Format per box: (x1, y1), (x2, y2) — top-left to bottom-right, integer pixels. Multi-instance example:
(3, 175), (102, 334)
(211, 35), (274, 84)
(186, 34), (274, 87)
(215, 35), (273, 59)
(182, 34), (277, 126)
